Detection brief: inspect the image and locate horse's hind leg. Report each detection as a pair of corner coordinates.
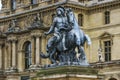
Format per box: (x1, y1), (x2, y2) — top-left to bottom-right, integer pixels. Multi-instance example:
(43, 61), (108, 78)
(49, 48), (57, 64)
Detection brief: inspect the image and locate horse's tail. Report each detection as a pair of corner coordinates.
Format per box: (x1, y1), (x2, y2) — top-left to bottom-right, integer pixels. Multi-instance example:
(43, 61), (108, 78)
(85, 34), (91, 45)
(40, 52), (49, 58)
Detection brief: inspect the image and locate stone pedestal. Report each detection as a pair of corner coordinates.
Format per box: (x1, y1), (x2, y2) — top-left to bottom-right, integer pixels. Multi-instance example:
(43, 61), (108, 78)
(0, 75), (6, 80)
(31, 66), (103, 80)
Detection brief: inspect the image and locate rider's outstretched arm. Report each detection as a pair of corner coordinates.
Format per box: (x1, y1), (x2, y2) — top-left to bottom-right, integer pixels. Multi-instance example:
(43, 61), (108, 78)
(45, 18), (57, 35)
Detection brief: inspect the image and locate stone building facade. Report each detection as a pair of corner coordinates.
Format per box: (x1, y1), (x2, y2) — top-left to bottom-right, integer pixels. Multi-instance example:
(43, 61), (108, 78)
(0, 0), (120, 80)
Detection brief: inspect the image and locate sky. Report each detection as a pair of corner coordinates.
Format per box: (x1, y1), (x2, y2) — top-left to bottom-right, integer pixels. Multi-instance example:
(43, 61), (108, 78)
(0, 0), (2, 10)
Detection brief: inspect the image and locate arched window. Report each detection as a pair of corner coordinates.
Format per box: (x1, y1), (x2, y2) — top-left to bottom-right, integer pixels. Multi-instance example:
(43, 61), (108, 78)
(31, 0), (37, 4)
(11, 0), (16, 10)
(104, 11), (110, 24)
(24, 42), (32, 69)
(78, 14), (83, 26)
(109, 78), (117, 80)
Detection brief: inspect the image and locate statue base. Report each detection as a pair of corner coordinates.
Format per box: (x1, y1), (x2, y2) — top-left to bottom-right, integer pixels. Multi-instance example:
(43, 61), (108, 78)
(31, 66), (103, 80)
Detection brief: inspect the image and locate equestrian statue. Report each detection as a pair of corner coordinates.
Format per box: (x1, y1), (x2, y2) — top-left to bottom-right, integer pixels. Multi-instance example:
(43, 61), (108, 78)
(40, 6), (91, 66)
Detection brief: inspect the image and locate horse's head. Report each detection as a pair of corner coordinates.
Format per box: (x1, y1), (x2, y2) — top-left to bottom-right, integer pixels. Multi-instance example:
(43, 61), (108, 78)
(66, 8), (75, 25)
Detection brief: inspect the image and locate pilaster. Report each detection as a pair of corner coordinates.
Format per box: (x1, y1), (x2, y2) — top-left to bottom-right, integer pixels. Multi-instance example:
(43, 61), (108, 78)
(18, 50), (24, 72)
(0, 44), (3, 71)
(11, 40), (17, 68)
(29, 32), (42, 70)
(5, 38), (18, 73)
(35, 36), (40, 65)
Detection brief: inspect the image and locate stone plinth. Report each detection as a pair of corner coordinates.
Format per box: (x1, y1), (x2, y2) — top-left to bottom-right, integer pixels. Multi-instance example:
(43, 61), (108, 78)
(0, 73), (6, 80)
(31, 66), (103, 80)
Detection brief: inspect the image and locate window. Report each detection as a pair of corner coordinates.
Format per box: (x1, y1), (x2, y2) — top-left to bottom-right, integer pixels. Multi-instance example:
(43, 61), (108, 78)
(11, 0), (16, 10)
(78, 14), (83, 26)
(104, 41), (111, 61)
(24, 42), (32, 69)
(104, 11), (110, 24)
(31, 0), (37, 4)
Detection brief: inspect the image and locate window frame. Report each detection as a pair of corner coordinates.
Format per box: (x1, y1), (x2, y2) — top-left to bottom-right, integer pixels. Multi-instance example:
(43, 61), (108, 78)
(11, 0), (16, 10)
(103, 40), (111, 62)
(99, 32), (113, 62)
(24, 42), (32, 69)
(104, 11), (110, 24)
(100, 39), (112, 62)
(31, 0), (37, 5)
(78, 14), (84, 26)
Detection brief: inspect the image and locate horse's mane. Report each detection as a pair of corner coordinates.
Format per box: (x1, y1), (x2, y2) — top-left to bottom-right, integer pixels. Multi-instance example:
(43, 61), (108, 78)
(67, 10), (80, 29)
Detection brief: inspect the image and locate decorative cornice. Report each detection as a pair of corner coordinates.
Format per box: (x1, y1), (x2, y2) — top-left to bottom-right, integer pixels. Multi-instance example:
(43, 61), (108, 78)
(4, 27), (48, 35)
(84, 23), (120, 32)
(17, 50), (25, 53)
(5, 29), (30, 35)
(7, 36), (17, 42)
(0, 0), (67, 21)
(31, 32), (42, 38)
(98, 32), (114, 38)
(0, 0), (120, 22)
(91, 32), (120, 40)
(90, 59), (120, 69)
(0, 34), (6, 38)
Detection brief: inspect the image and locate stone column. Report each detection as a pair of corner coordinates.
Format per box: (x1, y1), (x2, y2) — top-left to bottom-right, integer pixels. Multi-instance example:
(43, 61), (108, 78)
(18, 50), (24, 72)
(8, 41), (12, 68)
(0, 44), (3, 70)
(41, 36), (48, 65)
(4, 45), (8, 70)
(41, 36), (46, 53)
(12, 40), (17, 68)
(36, 36), (40, 65)
(31, 37), (35, 65)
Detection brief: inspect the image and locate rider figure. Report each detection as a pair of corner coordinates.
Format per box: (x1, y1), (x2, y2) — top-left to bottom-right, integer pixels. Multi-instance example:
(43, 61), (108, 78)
(45, 6), (71, 50)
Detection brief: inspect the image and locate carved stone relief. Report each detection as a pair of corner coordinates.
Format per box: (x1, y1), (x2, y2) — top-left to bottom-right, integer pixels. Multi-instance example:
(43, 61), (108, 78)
(28, 13), (44, 29)
(1, 0), (8, 8)
(7, 19), (21, 32)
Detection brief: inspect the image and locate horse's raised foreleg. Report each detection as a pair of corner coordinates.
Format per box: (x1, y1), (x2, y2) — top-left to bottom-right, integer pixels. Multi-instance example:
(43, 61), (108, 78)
(79, 47), (86, 60)
(78, 47), (89, 65)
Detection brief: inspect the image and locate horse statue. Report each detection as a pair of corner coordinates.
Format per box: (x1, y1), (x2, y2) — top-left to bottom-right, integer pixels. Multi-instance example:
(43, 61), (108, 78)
(40, 8), (91, 65)
(66, 8), (91, 64)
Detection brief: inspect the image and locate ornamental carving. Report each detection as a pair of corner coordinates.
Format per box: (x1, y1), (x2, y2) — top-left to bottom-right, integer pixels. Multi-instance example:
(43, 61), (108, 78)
(7, 19), (21, 33)
(1, 0), (8, 8)
(28, 13), (44, 29)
